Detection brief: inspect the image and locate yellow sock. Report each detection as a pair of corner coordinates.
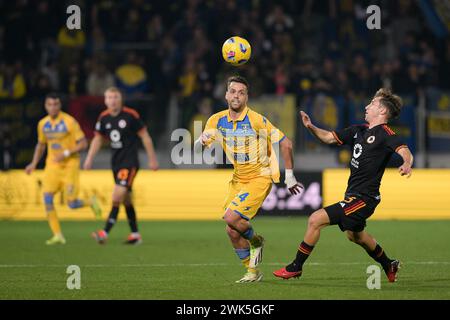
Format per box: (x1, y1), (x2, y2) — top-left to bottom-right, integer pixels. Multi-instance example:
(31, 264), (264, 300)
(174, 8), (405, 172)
(242, 257), (259, 274)
(242, 257), (250, 269)
(47, 209), (62, 236)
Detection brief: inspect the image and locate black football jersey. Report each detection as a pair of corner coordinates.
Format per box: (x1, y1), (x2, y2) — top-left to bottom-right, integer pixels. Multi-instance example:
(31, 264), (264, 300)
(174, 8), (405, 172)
(95, 106), (146, 169)
(332, 123), (407, 199)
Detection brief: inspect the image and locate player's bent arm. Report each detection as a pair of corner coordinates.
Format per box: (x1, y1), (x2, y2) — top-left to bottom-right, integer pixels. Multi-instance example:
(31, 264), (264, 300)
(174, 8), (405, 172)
(66, 138), (88, 157)
(279, 137), (304, 195)
(396, 146), (414, 177)
(83, 134), (103, 169)
(300, 110), (337, 144)
(25, 142), (46, 174)
(138, 129), (159, 170)
(306, 124), (337, 145)
(279, 137), (294, 170)
(397, 146), (413, 165)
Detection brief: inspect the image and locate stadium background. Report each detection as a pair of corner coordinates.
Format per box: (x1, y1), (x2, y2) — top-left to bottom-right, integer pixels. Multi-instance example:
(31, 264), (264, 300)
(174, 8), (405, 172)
(1, 0), (450, 302)
(1, 0), (450, 220)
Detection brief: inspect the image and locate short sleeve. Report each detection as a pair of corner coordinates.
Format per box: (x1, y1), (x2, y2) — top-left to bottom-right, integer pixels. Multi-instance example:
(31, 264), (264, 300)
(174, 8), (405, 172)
(71, 119), (85, 142)
(94, 116), (105, 136)
(131, 113), (146, 134)
(202, 116), (218, 147)
(263, 116), (285, 144)
(37, 121), (46, 144)
(332, 126), (358, 146)
(386, 134), (408, 153)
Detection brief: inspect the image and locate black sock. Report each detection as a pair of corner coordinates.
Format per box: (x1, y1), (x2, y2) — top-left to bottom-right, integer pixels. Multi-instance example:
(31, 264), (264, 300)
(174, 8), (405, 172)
(286, 241), (314, 272)
(104, 205), (119, 233)
(367, 244), (392, 270)
(125, 204), (138, 233)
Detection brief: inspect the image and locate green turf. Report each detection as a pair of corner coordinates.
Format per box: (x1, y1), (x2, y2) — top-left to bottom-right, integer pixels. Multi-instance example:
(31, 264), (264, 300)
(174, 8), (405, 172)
(0, 218), (449, 299)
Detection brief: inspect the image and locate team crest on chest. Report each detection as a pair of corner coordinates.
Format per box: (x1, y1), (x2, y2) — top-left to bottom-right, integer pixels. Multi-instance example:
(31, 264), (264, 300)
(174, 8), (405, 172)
(367, 136), (375, 144)
(119, 120), (127, 128)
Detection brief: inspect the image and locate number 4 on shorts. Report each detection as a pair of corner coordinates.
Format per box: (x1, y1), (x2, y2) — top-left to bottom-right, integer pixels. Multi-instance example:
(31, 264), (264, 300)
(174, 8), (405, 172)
(238, 192), (249, 202)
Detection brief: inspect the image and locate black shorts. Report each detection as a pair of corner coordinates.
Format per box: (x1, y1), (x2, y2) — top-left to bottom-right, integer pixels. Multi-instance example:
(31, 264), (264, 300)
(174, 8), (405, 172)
(112, 167), (138, 190)
(324, 194), (380, 232)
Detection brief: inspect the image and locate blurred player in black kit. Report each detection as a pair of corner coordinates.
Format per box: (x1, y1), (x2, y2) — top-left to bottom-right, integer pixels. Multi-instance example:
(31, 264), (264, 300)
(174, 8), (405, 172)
(84, 87), (159, 245)
(273, 88), (413, 282)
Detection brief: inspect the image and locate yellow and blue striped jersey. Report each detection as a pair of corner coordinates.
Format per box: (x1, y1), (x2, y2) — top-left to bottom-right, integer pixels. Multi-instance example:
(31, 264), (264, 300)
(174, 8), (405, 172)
(203, 106), (285, 182)
(37, 111), (85, 168)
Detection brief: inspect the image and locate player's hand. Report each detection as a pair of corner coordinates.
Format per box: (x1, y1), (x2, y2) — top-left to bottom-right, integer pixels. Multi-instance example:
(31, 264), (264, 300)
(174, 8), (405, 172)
(199, 132), (211, 145)
(25, 163), (36, 175)
(284, 169), (304, 195)
(299, 111), (312, 128)
(54, 153), (66, 163)
(149, 158), (159, 171)
(83, 158), (93, 170)
(398, 163), (412, 178)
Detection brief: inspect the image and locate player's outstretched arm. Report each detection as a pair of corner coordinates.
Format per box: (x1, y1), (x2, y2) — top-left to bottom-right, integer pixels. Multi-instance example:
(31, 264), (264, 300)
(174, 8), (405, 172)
(300, 110), (337, 145)
(83, 134), (103, 170)
(25, 142), (46, 174)
(397, 147), (413, 178)
(138, 129), (159, 171)
(279, 137), (304, 195)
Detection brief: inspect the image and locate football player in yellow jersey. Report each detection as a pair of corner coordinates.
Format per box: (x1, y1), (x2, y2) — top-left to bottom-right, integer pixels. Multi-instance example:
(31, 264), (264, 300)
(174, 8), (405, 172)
(25, 93), (102, 245)
(195, 76), (304, 283)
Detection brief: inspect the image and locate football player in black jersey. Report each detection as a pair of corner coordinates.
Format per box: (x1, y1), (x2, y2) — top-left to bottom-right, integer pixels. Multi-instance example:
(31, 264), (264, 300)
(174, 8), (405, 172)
(84, 87), (159, 245)
(274, 88), (413, 282)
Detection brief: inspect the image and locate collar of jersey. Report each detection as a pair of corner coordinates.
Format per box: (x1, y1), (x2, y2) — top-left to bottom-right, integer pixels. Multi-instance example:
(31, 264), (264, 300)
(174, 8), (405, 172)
(227, 106), (249, 122)
(367, 122), (388, 130)
(49, 112), (63, 123)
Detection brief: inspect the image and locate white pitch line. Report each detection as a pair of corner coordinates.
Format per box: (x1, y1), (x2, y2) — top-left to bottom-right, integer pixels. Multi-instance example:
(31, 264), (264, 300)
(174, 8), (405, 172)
(0, 261), (450, 268)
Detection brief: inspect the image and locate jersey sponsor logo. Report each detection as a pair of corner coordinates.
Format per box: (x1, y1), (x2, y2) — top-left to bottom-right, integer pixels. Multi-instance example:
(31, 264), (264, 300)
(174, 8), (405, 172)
(119, 120), (127, 128)
(353, 143), (363, 159)
(351, 144), (362, 169)
(367, 135), (375, 144)
(110, 129), (123, 148)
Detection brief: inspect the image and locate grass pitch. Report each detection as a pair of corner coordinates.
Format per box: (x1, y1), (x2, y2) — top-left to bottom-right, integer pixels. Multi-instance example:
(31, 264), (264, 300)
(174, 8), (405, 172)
(1, 217), (449, 300)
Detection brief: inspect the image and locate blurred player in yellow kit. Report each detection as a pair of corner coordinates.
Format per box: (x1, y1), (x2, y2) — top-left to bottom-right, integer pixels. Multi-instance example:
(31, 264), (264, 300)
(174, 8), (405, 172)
(195, 76), (304, 283)
(25, 93), (102, 245)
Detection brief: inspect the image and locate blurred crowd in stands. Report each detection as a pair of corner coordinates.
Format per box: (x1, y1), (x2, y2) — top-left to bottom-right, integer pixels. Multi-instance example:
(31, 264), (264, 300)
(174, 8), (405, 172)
(2, 0), (449, 99)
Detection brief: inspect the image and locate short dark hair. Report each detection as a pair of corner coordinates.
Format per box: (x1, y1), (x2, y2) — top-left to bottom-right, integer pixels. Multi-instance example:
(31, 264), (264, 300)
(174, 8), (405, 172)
(227, 75), (249, 91)
(374, 88), (403, 120)
(45, 92), (61, 100)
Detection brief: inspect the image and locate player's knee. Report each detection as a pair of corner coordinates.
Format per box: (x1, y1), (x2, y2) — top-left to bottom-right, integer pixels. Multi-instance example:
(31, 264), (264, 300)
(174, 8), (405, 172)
(223, 210), (238, 226)
(308, 214), (321, 230)
(111, 201), (120, 208)
(43, 193), (54, 211)
(225, 226), (240, 240)
(347, 233), (364, 245)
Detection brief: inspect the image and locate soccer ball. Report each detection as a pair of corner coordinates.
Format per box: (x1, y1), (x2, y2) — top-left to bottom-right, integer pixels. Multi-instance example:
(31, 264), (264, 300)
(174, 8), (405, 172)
(222, 36), (251, 66)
